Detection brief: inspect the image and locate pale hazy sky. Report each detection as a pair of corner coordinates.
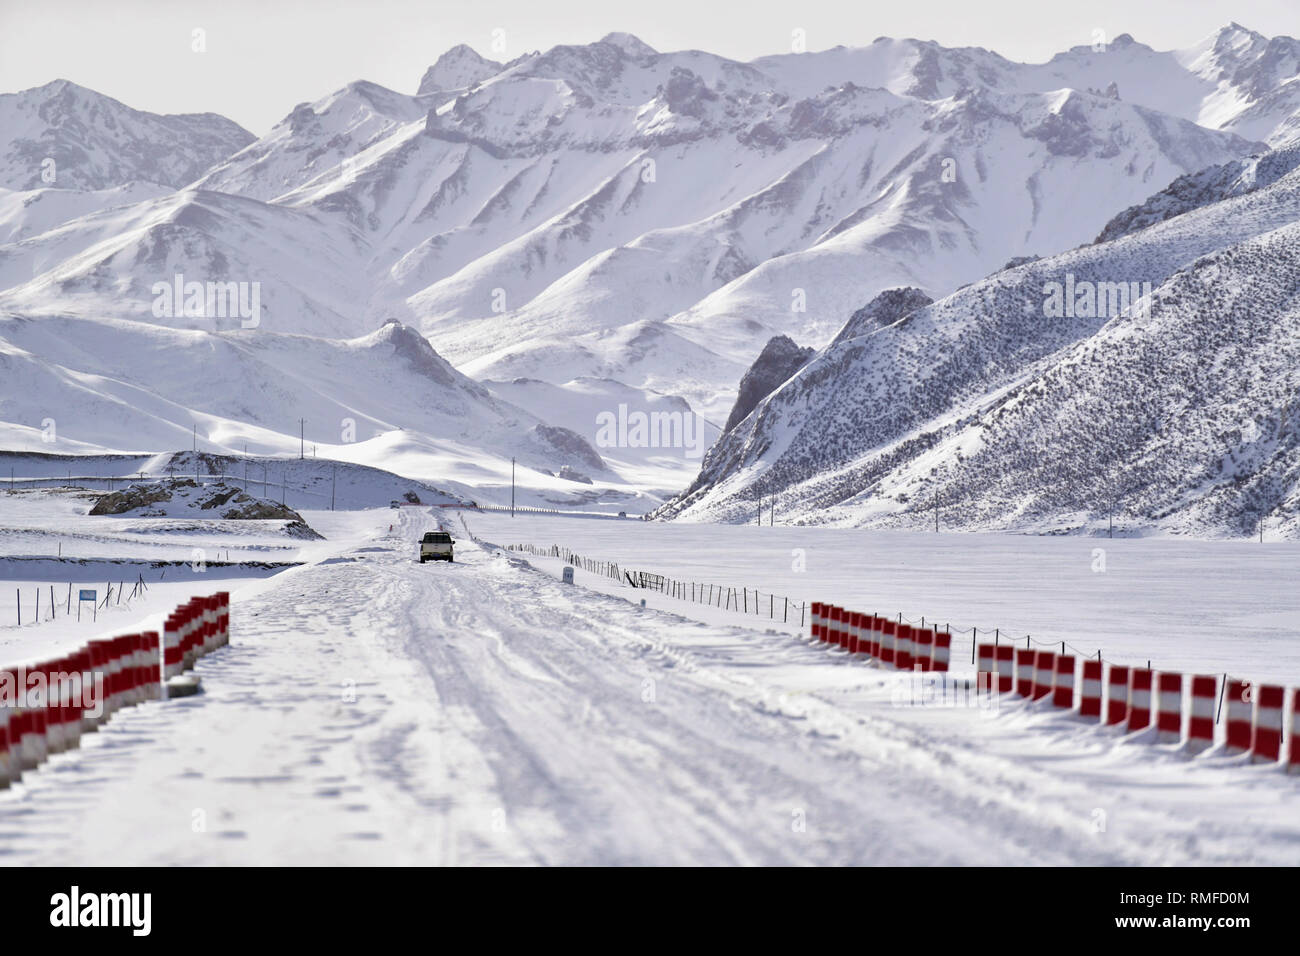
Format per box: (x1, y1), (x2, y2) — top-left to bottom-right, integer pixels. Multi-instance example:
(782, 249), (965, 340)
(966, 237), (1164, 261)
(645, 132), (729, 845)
(0, 0), (1293, 134)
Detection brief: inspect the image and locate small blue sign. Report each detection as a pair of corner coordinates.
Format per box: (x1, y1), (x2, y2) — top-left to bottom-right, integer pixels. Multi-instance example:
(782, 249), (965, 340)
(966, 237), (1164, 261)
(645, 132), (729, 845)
(79, 589), (96, 602)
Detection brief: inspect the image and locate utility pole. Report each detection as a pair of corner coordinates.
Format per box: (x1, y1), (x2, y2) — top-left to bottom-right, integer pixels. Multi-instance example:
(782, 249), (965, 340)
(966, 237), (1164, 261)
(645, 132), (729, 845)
(331, 465), (336, 511)
(299, 419), (305, 460)
(511, 457), (516, 517)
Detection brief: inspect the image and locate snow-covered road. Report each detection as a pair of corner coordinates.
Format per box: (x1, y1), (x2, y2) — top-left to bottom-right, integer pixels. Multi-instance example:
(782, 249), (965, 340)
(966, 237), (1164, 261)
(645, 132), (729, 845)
(3, 508), (1297, 865)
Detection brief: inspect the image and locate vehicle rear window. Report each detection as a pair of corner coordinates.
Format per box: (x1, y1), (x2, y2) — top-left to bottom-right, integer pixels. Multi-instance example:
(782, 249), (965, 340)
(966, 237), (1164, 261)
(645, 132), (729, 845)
(422, 533), (452, 543)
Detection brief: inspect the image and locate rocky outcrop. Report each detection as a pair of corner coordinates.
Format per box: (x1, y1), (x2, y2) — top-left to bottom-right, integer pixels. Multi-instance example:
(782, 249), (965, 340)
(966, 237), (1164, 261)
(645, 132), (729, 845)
(90, 480), (318, 536)
(533, 423), (606, 473)
(830, 287), (934, 347)
(722, 336), (815, 434)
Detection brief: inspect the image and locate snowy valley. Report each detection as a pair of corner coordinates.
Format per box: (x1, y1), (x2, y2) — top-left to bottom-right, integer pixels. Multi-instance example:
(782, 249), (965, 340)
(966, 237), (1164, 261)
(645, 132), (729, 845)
(1, 12), (1300, 877)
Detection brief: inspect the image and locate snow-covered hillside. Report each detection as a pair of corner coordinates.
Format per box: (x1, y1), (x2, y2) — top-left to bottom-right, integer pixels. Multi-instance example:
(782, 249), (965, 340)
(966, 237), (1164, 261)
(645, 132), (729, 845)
(662, 145), (1300, 538)
(0, 316), (633, 507)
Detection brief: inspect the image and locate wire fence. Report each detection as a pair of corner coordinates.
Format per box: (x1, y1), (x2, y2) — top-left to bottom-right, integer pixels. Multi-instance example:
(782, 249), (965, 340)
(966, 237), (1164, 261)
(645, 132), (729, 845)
(504, 543), (623, 581)
(7, 574), (150, 628)
(476, 504), (632, 520)
(503, 542), (808, 625)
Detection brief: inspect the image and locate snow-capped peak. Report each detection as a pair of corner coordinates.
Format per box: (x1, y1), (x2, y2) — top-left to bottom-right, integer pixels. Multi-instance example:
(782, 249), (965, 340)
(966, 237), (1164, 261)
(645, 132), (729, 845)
(417, 44), (503, 94)
(1213, 21), (1268, 48)
(0, 79), (253, 190)
(599, 32), (658, 58)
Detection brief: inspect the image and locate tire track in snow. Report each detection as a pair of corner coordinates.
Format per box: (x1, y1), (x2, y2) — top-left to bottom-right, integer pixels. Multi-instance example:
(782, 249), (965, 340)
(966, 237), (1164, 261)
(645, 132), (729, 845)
(5, 508), (1296, 864)
(359, 512), (1120, 864)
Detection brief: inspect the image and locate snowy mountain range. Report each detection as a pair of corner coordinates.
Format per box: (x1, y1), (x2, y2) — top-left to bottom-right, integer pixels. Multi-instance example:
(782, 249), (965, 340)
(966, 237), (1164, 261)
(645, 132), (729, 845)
(0, 79), (253, 191)
(1, 23), (1298, 528)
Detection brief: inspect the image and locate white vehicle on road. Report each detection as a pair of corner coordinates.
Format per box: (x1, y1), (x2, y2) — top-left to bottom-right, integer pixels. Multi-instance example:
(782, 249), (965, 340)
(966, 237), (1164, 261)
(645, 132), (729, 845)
(419, 530), (455, 563)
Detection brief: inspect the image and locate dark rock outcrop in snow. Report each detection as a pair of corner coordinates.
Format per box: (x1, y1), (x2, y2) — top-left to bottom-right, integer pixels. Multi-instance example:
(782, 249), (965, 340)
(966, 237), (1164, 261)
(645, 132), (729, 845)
(723, 335), (815, 433)
(91, 480), (318, 535)
(533, 424), (607, 474)
(830, 287), (934, 346)
(374, 320), (488, 395)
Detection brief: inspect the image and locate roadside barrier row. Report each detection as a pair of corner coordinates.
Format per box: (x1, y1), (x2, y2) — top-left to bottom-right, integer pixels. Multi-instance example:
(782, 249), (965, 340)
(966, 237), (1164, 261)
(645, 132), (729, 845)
(0, 592), (230, 789)
(810, 604), (951, 672)
(970, 641), (1297, 770)
(812, 602), (1298, 772)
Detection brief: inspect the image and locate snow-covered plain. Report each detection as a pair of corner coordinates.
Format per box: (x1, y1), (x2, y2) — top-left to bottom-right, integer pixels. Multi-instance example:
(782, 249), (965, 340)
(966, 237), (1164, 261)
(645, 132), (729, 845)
(467, 513), (1300, 686)
(0, 487), (321, 665)
(2, 504), (1297, 865)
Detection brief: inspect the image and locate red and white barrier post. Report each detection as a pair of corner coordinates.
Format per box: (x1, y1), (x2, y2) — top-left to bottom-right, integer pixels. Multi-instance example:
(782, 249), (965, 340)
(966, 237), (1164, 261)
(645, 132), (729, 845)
(1127, 668), (1153, 732)
(1188, 675), (1217, 752)
(83, 644), (104, 732)
(1288, 690), (1300, 774)
(895, 625), (914, 671)
(216, 592), (230, 647)
(995, 645), (1014, 694)
(38, 661), (64, 755)
(0, 708), (9, 789)
(913, 628), (933, 672)
(829, 606), (844, 650)
(164, 616), (182, 679)
(4, 671), (21, 785)
(1052, 656), (1075, 709)
(1014, 648), (1034, 698)
(879, 621), (896, 667)
(19, 663), (46, 771)
(143, 631), (161, 701)
(1252, 685), (1285, 764)
(1032, 651), (1055, 701)
(1155, 673), (1182, 744)
(977, 643), (995, 693)
(1079, 659), (1103, 719)
(931, 630), (951, 673)
(1105, 665), (1129, 726)
(1224, 679), (1252, 755)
